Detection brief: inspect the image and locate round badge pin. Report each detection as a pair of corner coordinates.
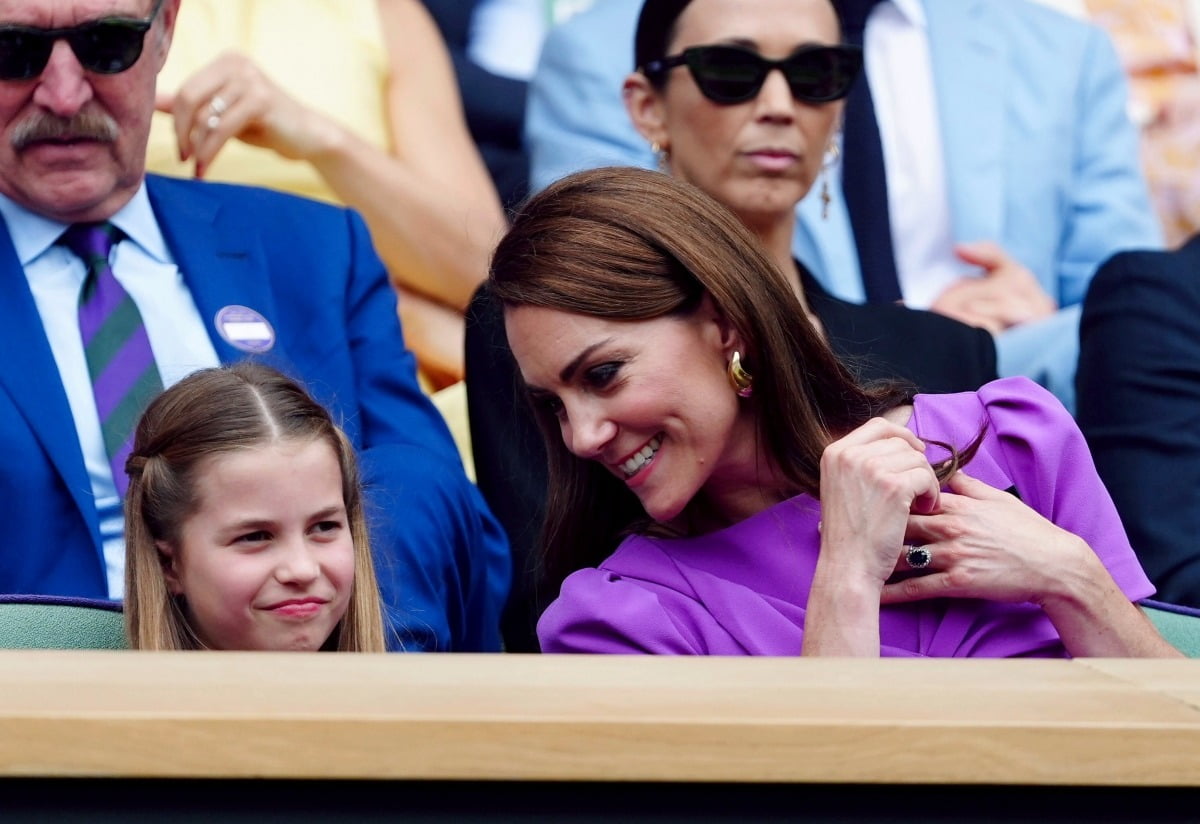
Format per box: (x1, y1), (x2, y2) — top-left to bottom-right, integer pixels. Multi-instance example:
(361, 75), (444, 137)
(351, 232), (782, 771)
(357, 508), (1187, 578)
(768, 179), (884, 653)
(215, 305), (276, 353)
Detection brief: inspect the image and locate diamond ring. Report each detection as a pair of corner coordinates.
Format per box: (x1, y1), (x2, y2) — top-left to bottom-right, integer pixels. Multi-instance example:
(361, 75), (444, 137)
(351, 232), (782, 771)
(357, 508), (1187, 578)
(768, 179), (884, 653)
(905, 544), (932, 570)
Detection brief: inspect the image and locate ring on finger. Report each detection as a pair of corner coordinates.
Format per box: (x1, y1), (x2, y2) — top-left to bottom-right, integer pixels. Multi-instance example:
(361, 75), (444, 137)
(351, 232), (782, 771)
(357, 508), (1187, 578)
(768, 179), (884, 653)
(905, 543), (932, 570)
(209, 95), (228, 116)
(205, 113), (221, 130)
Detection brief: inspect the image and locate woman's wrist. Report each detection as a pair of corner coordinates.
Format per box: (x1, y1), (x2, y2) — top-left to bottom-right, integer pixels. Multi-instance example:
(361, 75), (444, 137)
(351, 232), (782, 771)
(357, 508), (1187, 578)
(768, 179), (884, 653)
(804, 556), (885, 655)
(1031, 535), (1102, 610)
(298, 109), (350, 164)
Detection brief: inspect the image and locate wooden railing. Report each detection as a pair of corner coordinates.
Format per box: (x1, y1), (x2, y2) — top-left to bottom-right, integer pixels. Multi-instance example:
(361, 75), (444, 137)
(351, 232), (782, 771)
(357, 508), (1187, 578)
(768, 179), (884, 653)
(3, 652), (1199, 786)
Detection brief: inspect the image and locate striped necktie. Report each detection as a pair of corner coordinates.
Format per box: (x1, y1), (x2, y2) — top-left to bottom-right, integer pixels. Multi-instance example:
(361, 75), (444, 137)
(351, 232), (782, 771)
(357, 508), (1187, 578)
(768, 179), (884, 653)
(839, 0), (903, 304)
(61, 222), (163, 497)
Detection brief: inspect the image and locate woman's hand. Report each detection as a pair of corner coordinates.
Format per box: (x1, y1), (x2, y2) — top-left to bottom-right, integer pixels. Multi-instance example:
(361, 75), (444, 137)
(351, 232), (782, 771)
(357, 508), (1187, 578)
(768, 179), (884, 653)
(156, 51), (341, 177)
(818, 416), (941, 585)
(932, 241), (1057, 333)
(882, 471), (1092, 606)
(883, 472), (1182, 658)
(804, 415), (940, 656)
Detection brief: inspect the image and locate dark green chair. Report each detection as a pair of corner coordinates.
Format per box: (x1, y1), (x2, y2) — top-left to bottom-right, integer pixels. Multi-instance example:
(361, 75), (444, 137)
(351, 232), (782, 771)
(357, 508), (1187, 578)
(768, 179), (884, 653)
(0, 594), (127, 650)
(1141, 599), (1200, 658)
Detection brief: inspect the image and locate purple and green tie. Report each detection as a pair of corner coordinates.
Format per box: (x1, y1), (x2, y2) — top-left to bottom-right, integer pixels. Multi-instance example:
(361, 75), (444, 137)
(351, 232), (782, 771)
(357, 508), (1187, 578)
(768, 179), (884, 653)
(60, 222), (163, 497)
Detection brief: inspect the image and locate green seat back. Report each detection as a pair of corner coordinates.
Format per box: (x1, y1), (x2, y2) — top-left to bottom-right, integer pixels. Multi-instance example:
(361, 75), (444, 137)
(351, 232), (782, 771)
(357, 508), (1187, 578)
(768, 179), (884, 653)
(1141, 601), (1200, 658)
(0, 597), (127, 650)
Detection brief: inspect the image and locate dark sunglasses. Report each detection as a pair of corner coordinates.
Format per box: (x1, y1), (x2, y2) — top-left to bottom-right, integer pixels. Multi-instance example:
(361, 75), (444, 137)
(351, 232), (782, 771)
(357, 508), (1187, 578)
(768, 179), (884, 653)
(0, 0), (166, 81)
(642, 43), (862, 105)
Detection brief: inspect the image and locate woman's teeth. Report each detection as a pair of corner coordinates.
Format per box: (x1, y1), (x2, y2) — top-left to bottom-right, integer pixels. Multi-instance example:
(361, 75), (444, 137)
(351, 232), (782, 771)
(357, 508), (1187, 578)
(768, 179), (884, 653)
(621, 435), (663, 477)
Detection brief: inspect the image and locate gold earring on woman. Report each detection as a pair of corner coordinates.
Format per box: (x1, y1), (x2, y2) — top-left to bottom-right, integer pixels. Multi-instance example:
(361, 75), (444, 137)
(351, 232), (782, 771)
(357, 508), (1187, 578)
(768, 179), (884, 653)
(727, 351), (754, 398)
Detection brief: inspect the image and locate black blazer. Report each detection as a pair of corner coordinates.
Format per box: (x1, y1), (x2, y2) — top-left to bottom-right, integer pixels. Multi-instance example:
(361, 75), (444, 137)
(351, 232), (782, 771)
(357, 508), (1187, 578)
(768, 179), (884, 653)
(421, 0), (530, 206)
(466, 268), (997, 651)
(1077, 235), (1200, 607)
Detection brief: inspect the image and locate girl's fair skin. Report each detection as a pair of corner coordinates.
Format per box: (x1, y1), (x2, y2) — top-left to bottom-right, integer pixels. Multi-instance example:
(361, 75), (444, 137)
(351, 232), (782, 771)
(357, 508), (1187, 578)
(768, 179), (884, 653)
(159, 437), (354, 651)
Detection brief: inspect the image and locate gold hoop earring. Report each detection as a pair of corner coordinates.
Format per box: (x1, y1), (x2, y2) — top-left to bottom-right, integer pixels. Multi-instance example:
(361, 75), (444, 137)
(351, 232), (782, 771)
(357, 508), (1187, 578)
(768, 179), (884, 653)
(820, 141), (840, 221)
(727, 350), (754, 398)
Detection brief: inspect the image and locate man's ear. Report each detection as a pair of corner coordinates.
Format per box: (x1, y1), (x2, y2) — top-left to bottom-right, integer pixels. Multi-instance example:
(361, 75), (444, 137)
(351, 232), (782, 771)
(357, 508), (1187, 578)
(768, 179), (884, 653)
(156, 541), (183, 595)
(623, 71), (670, 154)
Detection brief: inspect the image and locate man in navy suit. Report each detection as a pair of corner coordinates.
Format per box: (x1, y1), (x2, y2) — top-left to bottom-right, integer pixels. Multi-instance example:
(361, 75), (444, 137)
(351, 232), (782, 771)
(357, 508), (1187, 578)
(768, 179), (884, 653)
(0, 0), (509, 651)
(1077, 237), (1200, 609)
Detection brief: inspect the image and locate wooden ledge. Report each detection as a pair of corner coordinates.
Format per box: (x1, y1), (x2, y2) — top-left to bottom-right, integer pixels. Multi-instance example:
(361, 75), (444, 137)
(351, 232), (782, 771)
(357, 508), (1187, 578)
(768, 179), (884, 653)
(3, 652), (1199, 785)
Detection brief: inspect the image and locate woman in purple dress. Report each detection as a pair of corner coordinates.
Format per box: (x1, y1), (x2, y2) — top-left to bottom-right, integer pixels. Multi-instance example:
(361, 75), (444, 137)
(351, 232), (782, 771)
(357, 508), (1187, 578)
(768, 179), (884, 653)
(491, 165), (1177, 657)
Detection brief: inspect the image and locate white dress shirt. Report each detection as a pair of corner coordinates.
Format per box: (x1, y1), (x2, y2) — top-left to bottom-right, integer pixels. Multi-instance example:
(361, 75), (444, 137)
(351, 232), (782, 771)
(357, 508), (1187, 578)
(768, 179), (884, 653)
(469, 0), (549, 80)
(468, 0), (595, 80)
(0, 186), (219, 598)
(866, 0), (961, 309)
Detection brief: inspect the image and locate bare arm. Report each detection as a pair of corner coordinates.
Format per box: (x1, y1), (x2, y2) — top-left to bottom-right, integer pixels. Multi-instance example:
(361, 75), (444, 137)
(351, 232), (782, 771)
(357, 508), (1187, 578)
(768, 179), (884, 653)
(883, 472), (1181, 658)
(157, 0), (505, 313)
(803, 416), (939, 656)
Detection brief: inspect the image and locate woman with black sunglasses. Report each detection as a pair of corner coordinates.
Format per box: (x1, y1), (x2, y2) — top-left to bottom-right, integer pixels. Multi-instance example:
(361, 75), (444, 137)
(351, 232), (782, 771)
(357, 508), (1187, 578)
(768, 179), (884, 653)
(622, 0), (996, 396)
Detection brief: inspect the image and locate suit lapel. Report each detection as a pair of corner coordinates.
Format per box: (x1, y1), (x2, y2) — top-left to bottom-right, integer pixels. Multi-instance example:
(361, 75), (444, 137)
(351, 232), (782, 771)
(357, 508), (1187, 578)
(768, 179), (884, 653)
(146, 176), (280, 365)
(926, 0), (1006, 244)
(0, 216), (100, 543)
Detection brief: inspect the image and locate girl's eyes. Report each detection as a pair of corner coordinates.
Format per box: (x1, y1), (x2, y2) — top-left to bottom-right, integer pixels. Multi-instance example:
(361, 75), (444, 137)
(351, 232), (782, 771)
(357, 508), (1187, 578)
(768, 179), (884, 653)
(236, 530), (271, 544)
(310, 520), (344, 537)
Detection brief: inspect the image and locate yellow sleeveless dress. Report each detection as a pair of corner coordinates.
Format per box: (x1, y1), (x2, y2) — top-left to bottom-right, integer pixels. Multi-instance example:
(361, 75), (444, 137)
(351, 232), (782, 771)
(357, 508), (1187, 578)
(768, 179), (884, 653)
(146, 0), (475, 477)
(147, 0), (392, 201)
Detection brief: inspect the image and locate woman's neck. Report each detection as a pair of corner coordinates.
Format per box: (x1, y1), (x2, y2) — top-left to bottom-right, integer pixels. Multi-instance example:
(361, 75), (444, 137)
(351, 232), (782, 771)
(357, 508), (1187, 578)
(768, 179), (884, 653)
(746, 210), (822, 335)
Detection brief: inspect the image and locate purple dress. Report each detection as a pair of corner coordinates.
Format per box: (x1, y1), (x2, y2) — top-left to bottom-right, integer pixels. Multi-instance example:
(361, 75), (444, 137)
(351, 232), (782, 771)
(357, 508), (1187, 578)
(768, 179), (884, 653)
(538, 378), (1154, 656)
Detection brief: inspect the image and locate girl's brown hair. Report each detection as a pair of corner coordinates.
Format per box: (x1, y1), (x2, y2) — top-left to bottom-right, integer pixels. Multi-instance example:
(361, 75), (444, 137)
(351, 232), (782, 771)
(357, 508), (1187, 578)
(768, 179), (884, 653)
(123, 362), (386, 651)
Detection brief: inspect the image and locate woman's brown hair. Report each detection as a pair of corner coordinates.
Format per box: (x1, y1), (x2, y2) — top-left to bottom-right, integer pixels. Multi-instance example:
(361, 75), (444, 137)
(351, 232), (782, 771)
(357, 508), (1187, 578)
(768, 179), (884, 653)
(490, 167), (961, 591)
(123, 362), (386, 651)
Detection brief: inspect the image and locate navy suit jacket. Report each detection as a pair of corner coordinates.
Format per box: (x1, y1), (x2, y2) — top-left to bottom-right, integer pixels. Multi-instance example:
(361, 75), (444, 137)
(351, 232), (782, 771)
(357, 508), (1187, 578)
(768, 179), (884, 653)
(1077, 235), (1200, 608)
(0, 174), (509, 651)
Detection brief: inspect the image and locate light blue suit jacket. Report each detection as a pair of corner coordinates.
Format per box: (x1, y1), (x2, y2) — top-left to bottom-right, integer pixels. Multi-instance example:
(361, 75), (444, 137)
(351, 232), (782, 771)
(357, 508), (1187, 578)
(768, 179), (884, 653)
(526, 0), (1163, 410)
(0, 175), (510, 651)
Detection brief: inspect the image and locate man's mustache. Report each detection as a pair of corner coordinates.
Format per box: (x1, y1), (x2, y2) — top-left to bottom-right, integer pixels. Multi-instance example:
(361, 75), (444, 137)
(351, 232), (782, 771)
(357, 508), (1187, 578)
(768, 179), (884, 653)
(11, 110), (118, 150)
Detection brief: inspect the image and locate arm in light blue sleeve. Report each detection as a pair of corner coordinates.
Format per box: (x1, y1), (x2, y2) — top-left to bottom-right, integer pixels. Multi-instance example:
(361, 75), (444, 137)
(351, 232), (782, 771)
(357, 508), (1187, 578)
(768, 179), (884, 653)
(1057, 25), (1163, 309)
(525, 0), (656, 193)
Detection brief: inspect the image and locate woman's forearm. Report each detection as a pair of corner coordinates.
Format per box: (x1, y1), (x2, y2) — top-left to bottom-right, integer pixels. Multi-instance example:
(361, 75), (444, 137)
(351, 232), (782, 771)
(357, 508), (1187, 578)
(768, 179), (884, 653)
(1040, 551), (1182, 657)
(802, 561), (883, 656)
(307, 118), (505, 311)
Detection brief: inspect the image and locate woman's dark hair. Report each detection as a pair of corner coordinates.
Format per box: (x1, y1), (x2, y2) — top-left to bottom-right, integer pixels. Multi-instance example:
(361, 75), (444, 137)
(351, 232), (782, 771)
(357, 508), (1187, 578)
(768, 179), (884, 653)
(634, 0), (694, 75)
(123, 362), (385, 651)
(490, 167), (966, 592)
(634, 0), (846, 78)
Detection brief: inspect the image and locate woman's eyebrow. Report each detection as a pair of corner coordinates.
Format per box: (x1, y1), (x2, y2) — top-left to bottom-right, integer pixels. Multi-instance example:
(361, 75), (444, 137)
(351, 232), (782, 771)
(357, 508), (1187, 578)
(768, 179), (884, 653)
(559, 338), (614, 384)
